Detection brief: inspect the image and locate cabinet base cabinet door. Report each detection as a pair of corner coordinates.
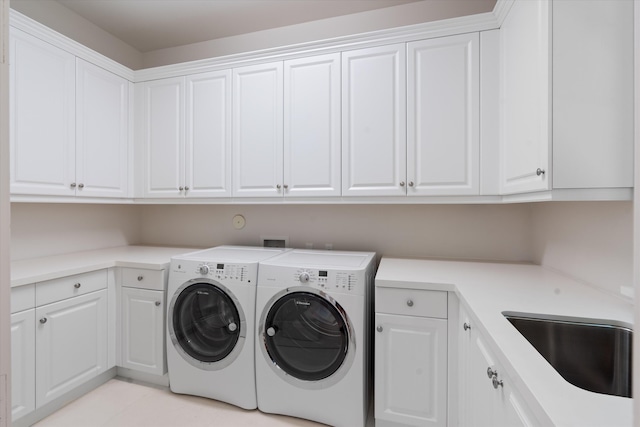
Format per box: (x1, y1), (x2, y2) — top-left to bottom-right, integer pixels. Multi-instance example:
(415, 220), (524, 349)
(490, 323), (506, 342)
(11, 309), (35, 422)
(121, 287), (165, 375)
(375, 313), (447, 427)
(35, 290), (108, 407)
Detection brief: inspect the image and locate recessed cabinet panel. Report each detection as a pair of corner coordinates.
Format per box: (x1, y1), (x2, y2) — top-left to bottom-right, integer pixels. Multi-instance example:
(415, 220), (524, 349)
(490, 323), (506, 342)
(35, 290), (108, 407)
(10, 27), (75, 196)
(185, 70), (232, 197)
(500, 0), (551, 194)
(408, 33), (479, 196)
(76, 59), (129, 197)
(284, 54), (341, 197)
(375, 313), (447, 427)
(342, 45), (406, 196)
(233, 62), (284, 197)
(11, 309), (35, 422)
(143, 77), (185, 197)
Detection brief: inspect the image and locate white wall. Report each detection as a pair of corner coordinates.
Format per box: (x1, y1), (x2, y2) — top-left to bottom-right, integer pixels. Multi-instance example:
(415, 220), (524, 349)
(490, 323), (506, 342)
(530, 201), (633, 298)
(137, 204), (532, 262)
(141, 0), (496, 68)
(10, 204), (142, 261)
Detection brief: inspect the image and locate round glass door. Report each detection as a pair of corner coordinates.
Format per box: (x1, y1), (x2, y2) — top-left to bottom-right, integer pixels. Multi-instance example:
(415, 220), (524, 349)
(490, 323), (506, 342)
(171, 281), (242, 365)
(263, 291), (349, 382)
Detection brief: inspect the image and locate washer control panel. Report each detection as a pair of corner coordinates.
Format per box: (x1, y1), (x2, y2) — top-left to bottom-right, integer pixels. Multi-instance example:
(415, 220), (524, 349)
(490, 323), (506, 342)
(292, 268), (360, 292)
(194, 262), (252, 283)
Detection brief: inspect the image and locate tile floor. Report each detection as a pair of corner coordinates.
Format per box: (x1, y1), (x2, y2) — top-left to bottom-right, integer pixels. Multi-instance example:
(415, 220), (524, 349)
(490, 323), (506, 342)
(33, 378), (326, 427)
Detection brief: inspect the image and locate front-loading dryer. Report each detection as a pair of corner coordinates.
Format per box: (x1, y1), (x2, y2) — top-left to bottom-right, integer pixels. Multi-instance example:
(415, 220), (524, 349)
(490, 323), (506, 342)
(167, 245), (287, 410)
(255, 249), (376, 427)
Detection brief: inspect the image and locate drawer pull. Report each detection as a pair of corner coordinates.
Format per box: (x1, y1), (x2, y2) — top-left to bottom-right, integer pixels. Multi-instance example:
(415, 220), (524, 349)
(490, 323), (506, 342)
(492, 375), (504, 389)
(137, 276), (144, 281)
(406, 299), (414, 307)
(487, 366), (497, 379)
(463, 323), (471, 331)
(376, 325), (383, 332)
(74, 283), (81, 289)
(155, 301), (161, 306)
(40, 317), (47, 324)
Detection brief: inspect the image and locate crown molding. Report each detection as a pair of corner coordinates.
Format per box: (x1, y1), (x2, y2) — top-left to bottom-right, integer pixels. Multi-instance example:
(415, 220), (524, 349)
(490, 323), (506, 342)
(9, 10), (135, 81)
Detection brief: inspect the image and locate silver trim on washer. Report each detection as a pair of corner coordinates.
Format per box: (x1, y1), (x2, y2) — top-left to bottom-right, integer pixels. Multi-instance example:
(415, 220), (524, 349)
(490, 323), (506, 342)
(258, 286), (356, 390)
(168, 278), (246, 371)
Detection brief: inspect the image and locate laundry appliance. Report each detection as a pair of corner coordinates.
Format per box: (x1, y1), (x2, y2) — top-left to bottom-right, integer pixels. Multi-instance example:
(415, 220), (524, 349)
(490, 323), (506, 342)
(166, 245), (287, 409)
(255, 249), (376, 427)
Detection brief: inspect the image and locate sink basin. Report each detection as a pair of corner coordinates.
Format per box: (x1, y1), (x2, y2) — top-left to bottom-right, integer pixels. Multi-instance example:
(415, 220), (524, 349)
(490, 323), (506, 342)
(503, 312), (633, 398)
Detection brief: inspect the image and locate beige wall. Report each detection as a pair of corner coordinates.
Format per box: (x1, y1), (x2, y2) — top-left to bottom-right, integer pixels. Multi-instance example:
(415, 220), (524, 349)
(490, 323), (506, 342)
(530, 201), (633, 298)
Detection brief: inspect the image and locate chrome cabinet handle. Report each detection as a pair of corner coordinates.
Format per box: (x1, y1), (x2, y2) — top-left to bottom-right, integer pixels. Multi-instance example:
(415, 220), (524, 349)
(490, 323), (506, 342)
(70, 183), (77, 188)
(536, 168), (546, 176)
(408, 181), (414, 187)
(487, 366), (497, 379)
(399, 181), (405, 187)
(185, 186), (190, 191)
(137, 275), (144, 281)
(40, 318), (47, 324)
(406, 299), (414, 307)
(74, 283), (81, 289)
(155, 301), (161, 307)
(179, 186), (184, 191)
(376, 325), (383, 332)
(276, 184), (282, 190)
(492, 375), (504, 389)
(463, 323), (471, 331)
(78, 183), (84, 189)
(283, 184), (288, 189)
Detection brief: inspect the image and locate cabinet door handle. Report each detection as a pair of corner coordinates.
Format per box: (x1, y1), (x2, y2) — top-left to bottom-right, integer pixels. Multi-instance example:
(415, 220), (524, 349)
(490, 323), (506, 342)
(179, 186), (184, 191)
(283, 184), (288, 189)
(408, 181), (414, 187)
(40, 318), (47, 324)
(74, 283), (81, 289)
(463, 322), (471, 331)
(137, 276), (144, 281)
(487, 366), (497, 379)
(406, 299), (414, 307)
(276, 184), (282, 190)
(376, 325), (383, 332)
(155, 301), (161, 307)
(399, 181), (405, 187)
(70, 182), (77, 188)
(185, 186), (190, 191)
(536, 168), (546, 176)
(492, 375), (504, 389)
(78, 183), (84, 189)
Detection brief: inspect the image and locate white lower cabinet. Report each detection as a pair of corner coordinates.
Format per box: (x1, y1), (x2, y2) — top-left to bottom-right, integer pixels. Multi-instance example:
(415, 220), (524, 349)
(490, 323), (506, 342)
(35, 289), (108, 407)
(121, 287), (165, 375)
(11, 309), (35, 422)
(375, 288), (448, 427)
(459, 304), (537, 427)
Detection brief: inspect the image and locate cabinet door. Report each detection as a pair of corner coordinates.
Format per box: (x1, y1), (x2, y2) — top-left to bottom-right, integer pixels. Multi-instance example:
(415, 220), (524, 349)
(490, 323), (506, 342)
(284, 54), (341, 197)
(233, 62), (283, 197)
(374, 313), (447, 427)
(121, 287), (165, 375)
(342, 45), (406, 196)
(76, 59), (130, 198)
(142, 77), (185, 198)
(11, 309), (35, 422)
(185, 70), (232, 197)
(10, 27), (75, 196)
(35, 290), (108, 407)
(408, 33), (479, 196)
(500, 0), (551, 194)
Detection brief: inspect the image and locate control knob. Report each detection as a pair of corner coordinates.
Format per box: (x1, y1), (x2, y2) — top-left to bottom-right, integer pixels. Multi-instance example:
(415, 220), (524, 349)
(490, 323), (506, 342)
(199, 264), (210, 275)
(299, 272), (310, 283)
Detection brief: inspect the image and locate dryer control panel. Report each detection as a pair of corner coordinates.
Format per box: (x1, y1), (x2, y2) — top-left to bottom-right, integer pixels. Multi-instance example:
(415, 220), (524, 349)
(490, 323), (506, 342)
(290, 268), (361, 293)
(173, 262), (257, 284)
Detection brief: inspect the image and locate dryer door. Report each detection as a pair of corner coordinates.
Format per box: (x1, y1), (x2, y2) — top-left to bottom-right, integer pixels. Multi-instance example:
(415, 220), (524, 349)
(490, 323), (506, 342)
(169, 280), (245, 369)
(262, 290), (354, 385)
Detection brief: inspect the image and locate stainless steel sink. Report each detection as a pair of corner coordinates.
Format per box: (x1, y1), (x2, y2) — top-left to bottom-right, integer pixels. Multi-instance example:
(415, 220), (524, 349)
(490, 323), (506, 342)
(503, 312), (633, 398)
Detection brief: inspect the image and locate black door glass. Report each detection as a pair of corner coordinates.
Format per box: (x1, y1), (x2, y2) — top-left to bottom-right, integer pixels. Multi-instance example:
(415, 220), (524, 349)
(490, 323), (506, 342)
(173, 282), (240, 363)
(264, 292), (348, 381)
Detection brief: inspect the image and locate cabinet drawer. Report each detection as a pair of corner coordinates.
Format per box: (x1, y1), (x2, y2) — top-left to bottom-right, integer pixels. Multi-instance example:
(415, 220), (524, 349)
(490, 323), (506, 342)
(376, 287), (447, 319)
(36, 269), (107, 306)
(11, 284), (35, 313)
(121, 268), (165, 291)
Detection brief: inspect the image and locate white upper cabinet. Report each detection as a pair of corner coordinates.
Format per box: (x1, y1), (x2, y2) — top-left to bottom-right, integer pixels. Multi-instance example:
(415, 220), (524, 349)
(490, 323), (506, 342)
(500, 0), (551, 195)
(232, 62), (284, 198)
(142, 71), (231, 199)
(10, 27), (76, 196)
(76, 59), (130, 198)
(185, 71), (232, 197)
(10, 28), (130, 198)
(407, 33), (480, 196)
(284, 54), (341, 197)
(342, 44), (407, 197)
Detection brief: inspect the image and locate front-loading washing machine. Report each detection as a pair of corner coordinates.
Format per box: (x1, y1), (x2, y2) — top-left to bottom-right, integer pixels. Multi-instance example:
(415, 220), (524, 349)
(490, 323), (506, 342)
(255, 249), (376, 427)
(166, 245), (287, 410)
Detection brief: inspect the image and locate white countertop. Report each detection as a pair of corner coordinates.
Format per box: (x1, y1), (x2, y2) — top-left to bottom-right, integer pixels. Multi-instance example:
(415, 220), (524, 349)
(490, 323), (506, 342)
(11, 245), (201, 287)
(376, 257), (634, 427)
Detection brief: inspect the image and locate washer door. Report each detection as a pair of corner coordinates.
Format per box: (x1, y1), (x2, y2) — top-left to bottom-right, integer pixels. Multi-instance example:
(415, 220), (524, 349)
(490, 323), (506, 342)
(169, 279), (245, 370)
(261, 288), (355, 388)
